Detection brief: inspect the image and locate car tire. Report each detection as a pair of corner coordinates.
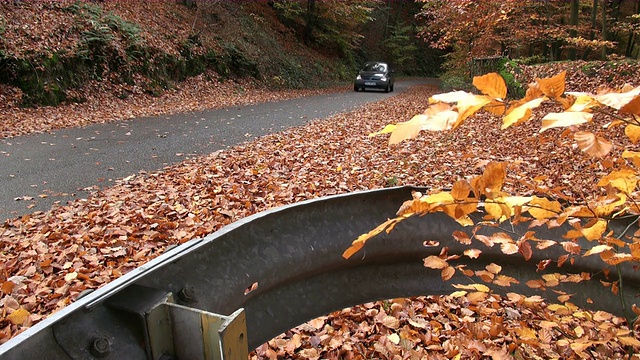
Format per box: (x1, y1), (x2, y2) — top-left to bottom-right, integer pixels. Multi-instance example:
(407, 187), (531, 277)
(390, 84), (394, 92)
(354, 85), (359, 92)
(384, 85), (390, 93)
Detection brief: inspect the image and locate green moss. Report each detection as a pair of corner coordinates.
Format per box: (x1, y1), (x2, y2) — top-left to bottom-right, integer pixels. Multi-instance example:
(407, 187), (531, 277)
(497, 58), (525, 99)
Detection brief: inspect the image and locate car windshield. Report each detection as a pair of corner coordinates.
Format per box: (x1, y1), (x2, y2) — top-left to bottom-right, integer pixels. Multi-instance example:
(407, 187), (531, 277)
(362, 63), (386, 72)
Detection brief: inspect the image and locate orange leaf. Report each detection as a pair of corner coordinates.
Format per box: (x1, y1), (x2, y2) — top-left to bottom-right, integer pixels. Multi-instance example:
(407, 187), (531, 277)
(473, 72), (507, 100)
(584, 244), (613, 256)
(474, 162), (506, 198)
(493, 275), (519, 287)
(620, 95), (640, 115)
(441, 266), (455, 281)
(500, 242), (519, 255)
(574, 131), (613, 157)
(451, 180), (471, 200)
(2, 281), (15, 294)
(537, 71), (566, 98)
(452, 230), (472, 245)
(625, 123), (640, 144)
(343, 218), (399, 258)
(388, 115), (424, 145)
(486, 263), (502, 274)
(464, 248), (482, 259)
(424, 255), (448, 269)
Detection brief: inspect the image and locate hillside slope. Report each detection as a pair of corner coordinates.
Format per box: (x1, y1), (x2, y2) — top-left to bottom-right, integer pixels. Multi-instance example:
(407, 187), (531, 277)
(0, 1), (347, 109)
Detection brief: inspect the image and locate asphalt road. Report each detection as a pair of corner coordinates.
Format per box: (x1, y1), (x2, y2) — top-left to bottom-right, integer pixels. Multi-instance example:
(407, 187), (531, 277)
(0, 79), (435, 220)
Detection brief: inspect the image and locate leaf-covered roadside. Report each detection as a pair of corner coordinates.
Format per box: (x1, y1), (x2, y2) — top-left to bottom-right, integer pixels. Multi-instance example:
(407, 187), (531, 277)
(1, 83), (639, 356)
(0, 72), (347, 139)
(253, 295), (637, 359)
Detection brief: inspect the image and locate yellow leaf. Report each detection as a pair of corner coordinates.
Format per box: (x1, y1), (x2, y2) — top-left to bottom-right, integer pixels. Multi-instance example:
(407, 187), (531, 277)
(528, 196), (562, 220)
(597, 169), (638, 193)
(625, 123), (640, 144)
(503, 196), (533, 208)
(473, 72), (507, 99)
(502, 97), (544, 129)
(618, 336), (640, 347)
(574, 131), (612, 157)
(484, 201), (507, 221)
(594, 86), (640, 110)
(387, 333), (400, 345)
(453, 95), (493, 129)
(540, 112), (593, 132)
(424, 255), (448, 269)
(423, 191), (455, 206)
(566, 94), (598, 112)
(450, 290), (468, 298)
(581, 219), (608, 241)
(547, 304), (569, 313)
(452, 283), (491, 292)
(369, 124), (396, 137)
(537, 71), (566, 98)
(7, 307), (30, 325)
(623, 150), (640, 167)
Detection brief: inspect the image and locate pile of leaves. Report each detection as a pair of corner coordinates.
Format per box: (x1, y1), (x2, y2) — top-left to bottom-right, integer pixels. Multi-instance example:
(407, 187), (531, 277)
(511, 59), (640, 93)
(253, 295), (637, 359)
(2, 71), (640, 357)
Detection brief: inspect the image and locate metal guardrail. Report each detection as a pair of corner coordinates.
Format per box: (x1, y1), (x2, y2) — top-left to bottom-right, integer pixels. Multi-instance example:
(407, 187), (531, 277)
(0, 186), (638, 359)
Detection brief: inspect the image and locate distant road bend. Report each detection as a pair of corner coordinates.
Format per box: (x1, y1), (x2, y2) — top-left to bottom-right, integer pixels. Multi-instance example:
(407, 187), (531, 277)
(0, 79), (436, 220)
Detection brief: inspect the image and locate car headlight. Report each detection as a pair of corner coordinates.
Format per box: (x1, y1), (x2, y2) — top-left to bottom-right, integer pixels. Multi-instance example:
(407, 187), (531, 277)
(356, 75), (361, 80)
(380, 76), (387, 81)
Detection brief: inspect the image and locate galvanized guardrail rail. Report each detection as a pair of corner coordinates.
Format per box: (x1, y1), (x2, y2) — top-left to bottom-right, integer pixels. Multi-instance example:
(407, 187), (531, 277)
(0, 186), (638, 359)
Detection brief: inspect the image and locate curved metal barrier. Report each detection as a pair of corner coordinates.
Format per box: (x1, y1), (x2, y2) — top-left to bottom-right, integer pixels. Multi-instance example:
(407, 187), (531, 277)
(0, 186), (638, 359)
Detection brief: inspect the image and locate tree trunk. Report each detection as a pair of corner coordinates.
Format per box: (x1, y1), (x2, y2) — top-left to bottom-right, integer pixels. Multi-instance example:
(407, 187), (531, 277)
(568, 0), (579, 60)
(582, 0), (598, 60)
(625, 1), (640, 57)
(304, 0), (316, 44)
(601, 0), (607, 59)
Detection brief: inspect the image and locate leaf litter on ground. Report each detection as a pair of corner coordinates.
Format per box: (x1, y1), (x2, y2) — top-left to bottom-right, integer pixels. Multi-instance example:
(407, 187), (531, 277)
(2, 76), (640, 358)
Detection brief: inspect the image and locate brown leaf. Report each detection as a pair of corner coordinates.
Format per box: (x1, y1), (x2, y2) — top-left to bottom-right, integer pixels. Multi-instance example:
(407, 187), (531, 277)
(574, 131), (613, 157)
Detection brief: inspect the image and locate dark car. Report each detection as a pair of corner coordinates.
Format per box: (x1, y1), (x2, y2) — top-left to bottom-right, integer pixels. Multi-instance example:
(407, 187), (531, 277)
(354, 61), (394, 93)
